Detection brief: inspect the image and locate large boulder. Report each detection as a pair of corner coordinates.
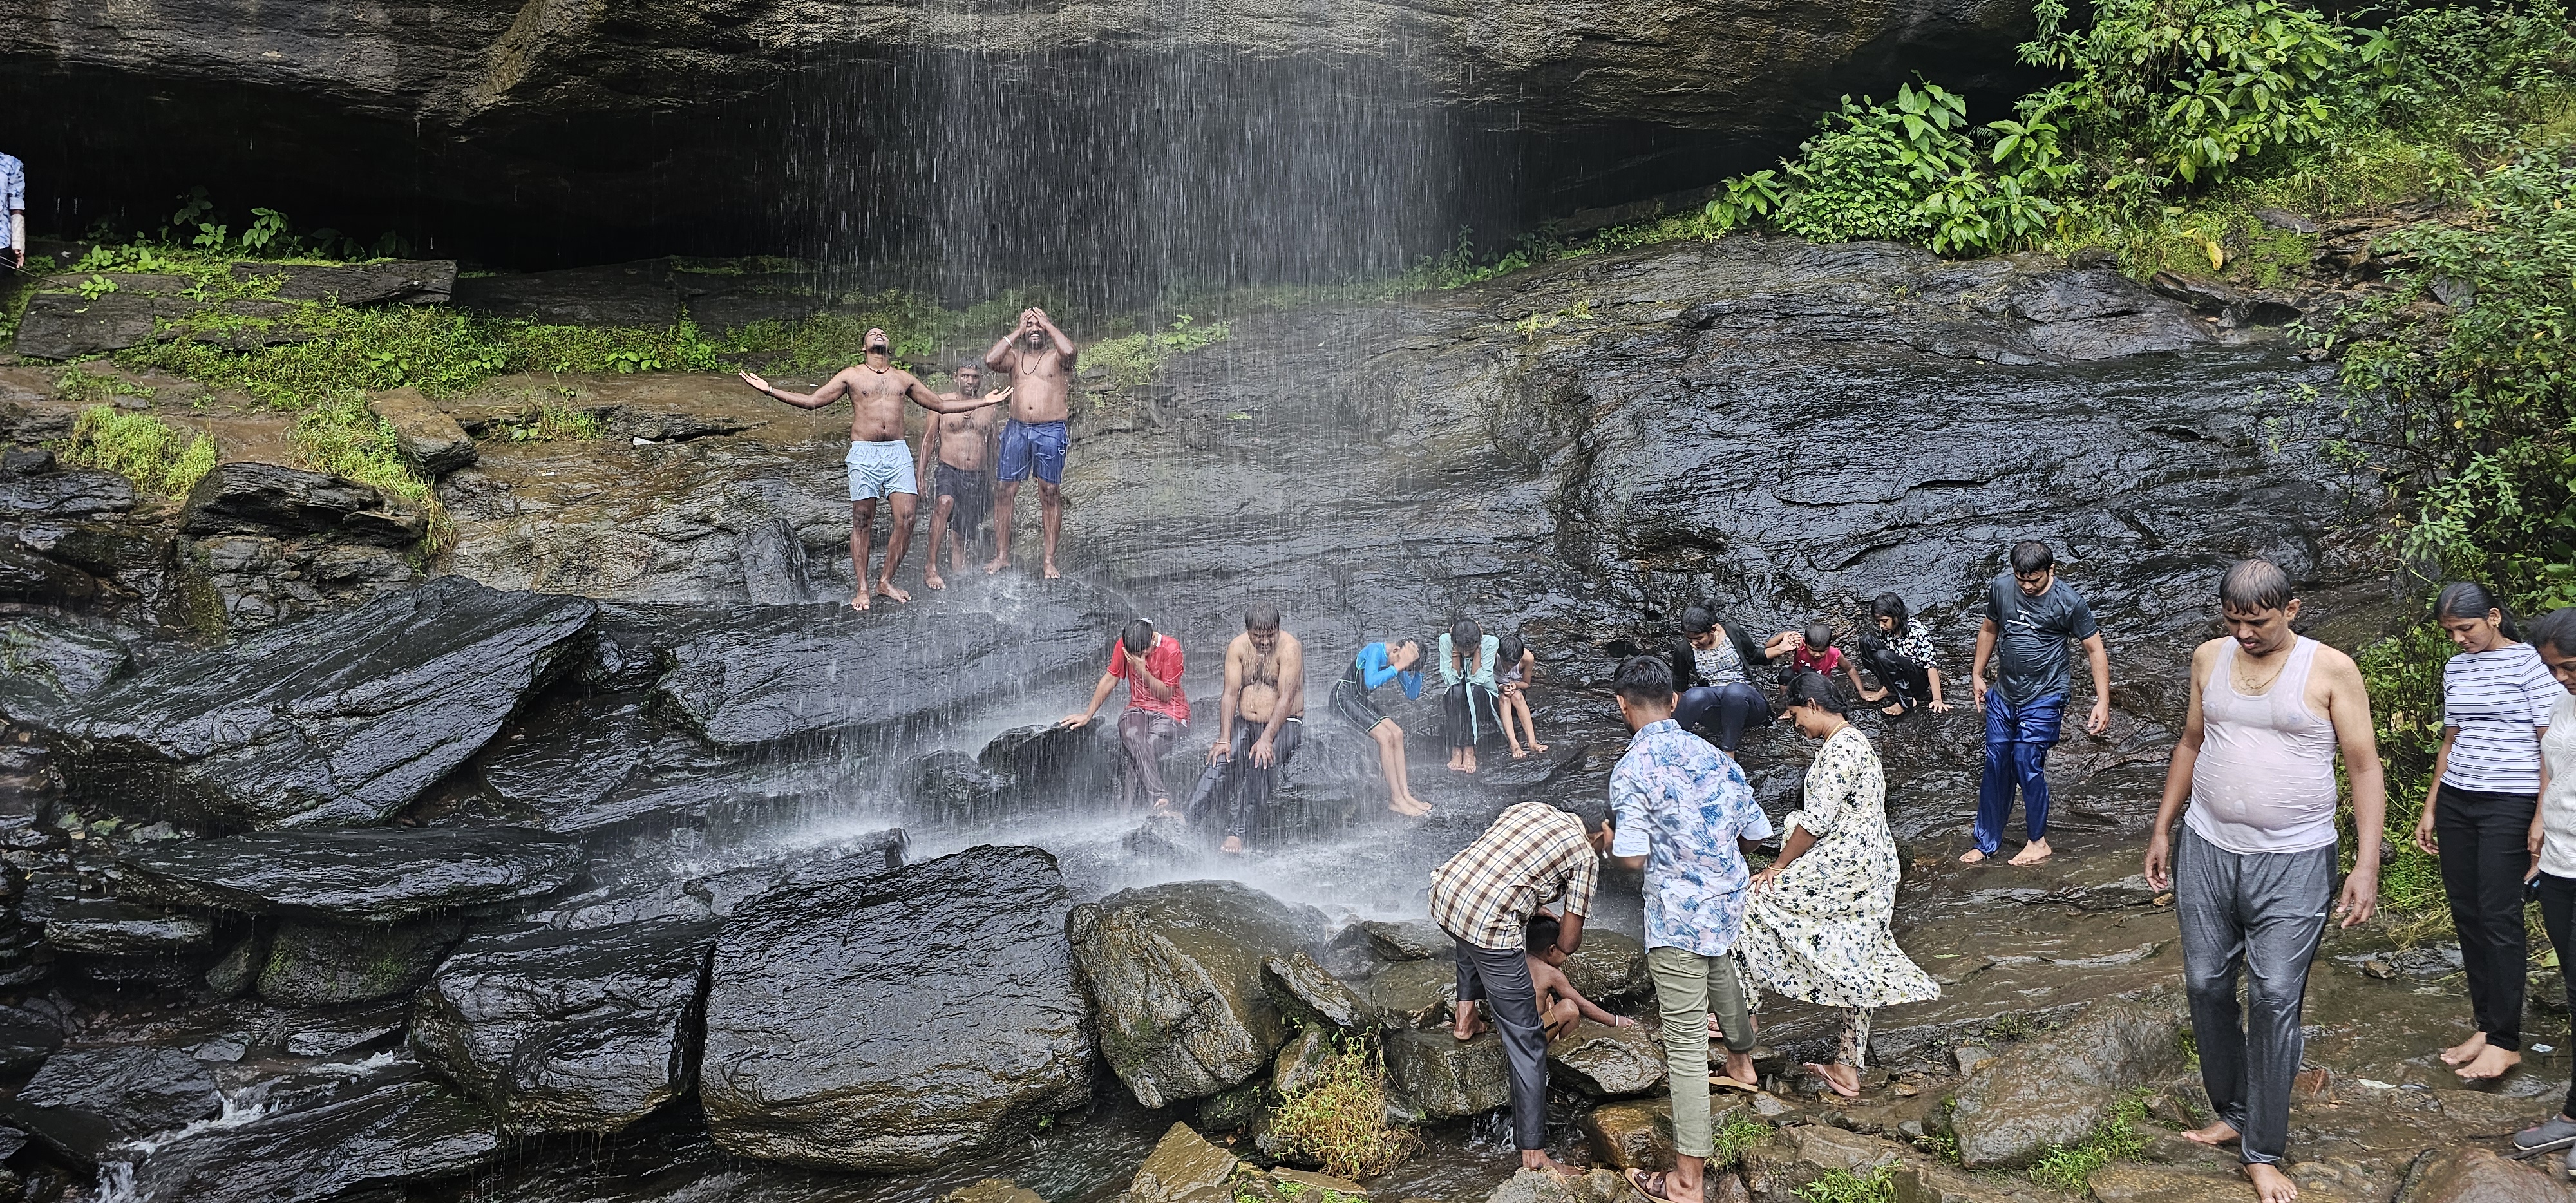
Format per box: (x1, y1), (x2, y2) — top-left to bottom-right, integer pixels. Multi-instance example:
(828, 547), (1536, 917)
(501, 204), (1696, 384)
(37, 576), (597, 828)
(115, 1079), (503, 1203)
(1949, 990), (2187, 1168)
(699, 845), (1092, 1171)
(179, 461), (426, 546)
(259, 914), (466, 1005)
(2390, 1147), (2569, 1203)
(650, 591), (1124, 747)
(1072, 880), (1330, 1108)
(6, 1047), (222, 1164)
(1547, 1020), (1666, 1097)
(410, 918), (721, 1134)
(1381, 1027), (1510, 1123)
(118, 826), (583, 922)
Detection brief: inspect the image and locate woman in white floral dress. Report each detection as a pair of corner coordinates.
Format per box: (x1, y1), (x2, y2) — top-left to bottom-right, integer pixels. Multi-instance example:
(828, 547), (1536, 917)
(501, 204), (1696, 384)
(1736, 672), (1940, 1098)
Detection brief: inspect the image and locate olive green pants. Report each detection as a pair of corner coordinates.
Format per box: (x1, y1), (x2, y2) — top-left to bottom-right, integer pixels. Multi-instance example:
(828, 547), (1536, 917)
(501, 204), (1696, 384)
(1649, 945), (1756, 1159)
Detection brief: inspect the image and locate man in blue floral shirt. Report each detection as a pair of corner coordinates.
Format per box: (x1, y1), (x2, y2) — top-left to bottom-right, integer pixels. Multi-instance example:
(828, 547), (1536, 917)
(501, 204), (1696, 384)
(1607, 654), (1772, 1203)
(0, 152), (24, 270)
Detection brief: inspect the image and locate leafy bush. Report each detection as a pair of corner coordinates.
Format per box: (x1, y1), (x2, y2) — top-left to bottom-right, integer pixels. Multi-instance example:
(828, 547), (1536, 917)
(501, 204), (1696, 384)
(1263, 1039), (1419, 1179)
(59, 407), (218, 500)
(1794, 1165), (1895, 1203)
(2027, 1091), (2150, 1192)
(1712, 1110), (1772, 1166)
(1082, 314), (1232, 392)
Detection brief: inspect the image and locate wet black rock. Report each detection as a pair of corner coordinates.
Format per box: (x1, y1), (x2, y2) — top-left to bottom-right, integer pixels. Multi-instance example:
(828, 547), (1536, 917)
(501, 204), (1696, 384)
(409, 918), (719, 1135)
(35, 578), (597, 828)
(652, 590), (1126, 747)
(1262, 951), (1370, 1030)
(258, 914), (466, 1005)
(0, 1018), (61, 1074)
(0, 470), (137, 519)
(1381, 1027), (1510, 1123)
(0, 615), (131, 699)
(120, 826), (584, 922)
(180, 462), (427, 547)
(7, 1046), (222, 1164)
(117, 1079), (502, 1203)
(700, 844), (1090, 1170)
(1950, 989), (2188, 1168)
(1546, 1020), (1665, 1096)
(978, 722), (1122, 813)
(1072, 880), (1329, 1108)
(40, 897), (215, 954)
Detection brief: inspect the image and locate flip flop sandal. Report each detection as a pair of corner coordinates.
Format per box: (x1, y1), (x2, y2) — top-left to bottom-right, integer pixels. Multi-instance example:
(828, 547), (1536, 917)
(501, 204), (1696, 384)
(1626, 1170), (1681, 1202)
(1709, 1074), (1759, 1092)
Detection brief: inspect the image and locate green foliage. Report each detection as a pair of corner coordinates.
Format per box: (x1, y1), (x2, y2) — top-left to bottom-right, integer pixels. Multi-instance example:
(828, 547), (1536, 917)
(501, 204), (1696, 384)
(1082, 314), (1233, 392)
(1795, 1166), (1895, 1203)
(2367, 0), (2576, 133)
(75, 274), (119, 300)
(288, 395), (446, 547)
(1712, 1110), (1772, 1166)
(59, 407), (218, 500)
(2026, 1091), (2150, 1193)
(1263, 1039), (1419, 1180)
(2327, 153), (2576, 606)
(53, 367), (155, 405)
(2353, 625), (2454, 919)
(2022, 0), (2349, 186)
(501, 405), (606, 442)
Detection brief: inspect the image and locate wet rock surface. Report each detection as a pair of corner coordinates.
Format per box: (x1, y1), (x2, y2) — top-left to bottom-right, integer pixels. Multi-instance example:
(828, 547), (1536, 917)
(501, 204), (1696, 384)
(1949, 989), (2188, 1167)
(1075, 880), (1331, 1108)
(28, 576), (596, 827)
(700, 845), (1092, 1170)
(118, 825), (583, 921)
(410, 918), (719, 1134)
(258, 913), (466, 1005)
(6, 1045), (221, 1163)
(118, 1078), (502, 1203)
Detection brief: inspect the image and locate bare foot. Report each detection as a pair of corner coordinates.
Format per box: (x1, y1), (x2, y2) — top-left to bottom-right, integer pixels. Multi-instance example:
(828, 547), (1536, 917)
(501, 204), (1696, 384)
(1720, 1048), (1757, 1087)
(847, 591), (871, 612)
(1959, 848), (1989, 864)
(1804, 1062), (1861, 1099)
(2441, 1032), (2489, 1065)
(875, 580), (911, 604)
(1148, 796), (1174, 815)
(1041, 560), (1061, 580)
(1447, 752), (1464, 772)
(1530, 742), (1550, 753)
(1219, 835), (1244, 855)
(2458, 1044), (2522, 1081)
(2181, 1119), (2240, 1146)
(1461, 752), (1480, 775)
(1881, 702), (1906, 717)
(1389, 795), (1432, 818)
(2009, 838), (2053, 866)
(1454, 1015), (1489, 1040)
(983, 555), (1009, 575)
(924, 570), (947, 591)
(2243, 1162), (2298, 1203)
(1517, 1150), (1577, 1175)
(1511, 746), (1530, 759)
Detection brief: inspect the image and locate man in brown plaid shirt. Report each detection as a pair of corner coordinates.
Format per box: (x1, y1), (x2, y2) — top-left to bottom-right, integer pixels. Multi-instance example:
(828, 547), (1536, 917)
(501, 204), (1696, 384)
(1432, 800), (1613, 1173)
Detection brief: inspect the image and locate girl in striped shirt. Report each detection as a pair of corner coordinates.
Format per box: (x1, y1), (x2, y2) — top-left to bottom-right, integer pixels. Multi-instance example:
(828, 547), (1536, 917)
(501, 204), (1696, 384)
(2410, 582), (2559, 1081)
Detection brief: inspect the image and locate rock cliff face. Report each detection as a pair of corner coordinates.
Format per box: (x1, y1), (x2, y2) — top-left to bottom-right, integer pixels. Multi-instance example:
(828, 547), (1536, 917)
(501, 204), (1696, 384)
(0, 0), (2034, 275)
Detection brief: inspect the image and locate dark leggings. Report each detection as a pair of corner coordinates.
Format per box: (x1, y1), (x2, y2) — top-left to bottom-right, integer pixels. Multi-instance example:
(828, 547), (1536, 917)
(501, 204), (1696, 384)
(2537, 873), (2576, 1119)
(2438, 782), (2538, 1050)
(1443, 683), (1499, 750)
(1857, 638), (1931, 708)
(1676, 683), (1770, 752)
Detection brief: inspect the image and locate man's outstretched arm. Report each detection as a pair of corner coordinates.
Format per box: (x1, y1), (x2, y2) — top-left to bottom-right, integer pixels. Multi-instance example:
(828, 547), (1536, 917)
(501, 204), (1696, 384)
(910, 379), (1002, 414)
(739, 370), (849, 410)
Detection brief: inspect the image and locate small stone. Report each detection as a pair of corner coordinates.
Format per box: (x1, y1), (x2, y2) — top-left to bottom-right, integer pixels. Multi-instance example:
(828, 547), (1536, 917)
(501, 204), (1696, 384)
(1896, 1119), (1925, 1140)
(1750, 1091), (1791, 1117)
(1122, 1122), (1237, 1203)
(2361, 959), (2394, 980)
(2291, 1067), (2331, 1101)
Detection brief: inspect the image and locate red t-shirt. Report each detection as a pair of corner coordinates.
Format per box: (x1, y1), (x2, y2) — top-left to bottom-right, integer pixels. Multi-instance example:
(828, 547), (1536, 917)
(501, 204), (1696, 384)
(1793, 645), (1842, 676)
(1108, 632), (1190, 722)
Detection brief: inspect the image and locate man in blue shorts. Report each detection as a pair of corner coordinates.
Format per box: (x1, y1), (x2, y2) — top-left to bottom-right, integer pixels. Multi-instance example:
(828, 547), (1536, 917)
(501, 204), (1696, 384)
(738, 328), (1002, 609)
(981, 307), (1077, 579)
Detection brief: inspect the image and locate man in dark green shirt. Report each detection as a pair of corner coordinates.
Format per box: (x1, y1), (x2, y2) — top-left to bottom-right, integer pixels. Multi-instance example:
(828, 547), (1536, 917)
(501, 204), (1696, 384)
(1965, 540), (2111, 866)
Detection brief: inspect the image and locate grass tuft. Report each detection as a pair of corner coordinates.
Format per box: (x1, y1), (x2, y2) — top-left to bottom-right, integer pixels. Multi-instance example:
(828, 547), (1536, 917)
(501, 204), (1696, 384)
(59, 406), (218, 500)
(1795, 1165), (1896, 1203)
(1712, 1110), (1772, 1167)
(2026, 1090), (2151, 1193)
(1081, 314), (1232, 393)
(1262, 1038), (1419, 1180)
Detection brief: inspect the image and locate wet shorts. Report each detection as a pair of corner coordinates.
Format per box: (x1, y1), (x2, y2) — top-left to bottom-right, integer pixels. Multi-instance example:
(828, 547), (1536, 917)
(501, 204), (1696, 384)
(998, 419), (1070, 485)
(932, 462), (992, 531)
(846, 440), (917, 502)
(1331, 679), (1390, 733)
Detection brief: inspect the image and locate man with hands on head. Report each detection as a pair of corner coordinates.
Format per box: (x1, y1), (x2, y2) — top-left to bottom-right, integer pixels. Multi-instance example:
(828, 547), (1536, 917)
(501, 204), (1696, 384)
(737, 328), (1001, 610)
(1065, 618), (1191, 815)
(983, 307), (1079, 579)
(2143, 559), (2383, 1203)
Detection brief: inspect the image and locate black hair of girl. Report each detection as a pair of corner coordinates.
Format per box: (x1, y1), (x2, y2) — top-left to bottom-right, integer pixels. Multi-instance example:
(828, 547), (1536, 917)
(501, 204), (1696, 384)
(1784, 670), (1844, 713)
(2434, 582), (2521, 642)
(1450, 618), (1482, 670)
(1496, 634), (1526, 667)
(2528, 606), (2576, 657)
(1871, 592), (1909, 629)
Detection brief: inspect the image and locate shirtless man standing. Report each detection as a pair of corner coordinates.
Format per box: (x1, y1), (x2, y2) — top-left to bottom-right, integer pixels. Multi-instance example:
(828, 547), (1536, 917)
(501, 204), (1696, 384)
(737, 328), (1000, 610)
(1184, 603), (1307, 854)
(915, 361), (1008, 591)
(982, 307), (1077, 579)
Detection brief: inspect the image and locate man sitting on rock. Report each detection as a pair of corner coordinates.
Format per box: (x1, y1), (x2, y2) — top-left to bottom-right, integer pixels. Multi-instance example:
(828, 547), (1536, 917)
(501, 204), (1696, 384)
(2143, 560), (2383, 1203)
(1182, 602), (1305, 854)
(1063, 618), (1189, 813)
(737, 328), (1002, 610)
(1431, 800), (1607, 1175)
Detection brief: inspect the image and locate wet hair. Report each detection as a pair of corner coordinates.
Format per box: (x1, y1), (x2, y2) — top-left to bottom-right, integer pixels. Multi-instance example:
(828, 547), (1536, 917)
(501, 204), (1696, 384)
(2530, 607), (2576, 657)
(956, 360), (983, 375)
(1450, 618), (1482, 670)
(1613, 654), (1676, 705)
(2219, 559), (2295, 614)
(1496, 634), (1526, 667)
(1121, 618), (1156, 655)
(2436, 582), (2521, 641)
(1871, 593), (1910, 630)
(1803, 621), (1832, 651)
(1783, 670), (1845, 713)
(1680, 605), (1717, 636)
(2010, 540), (2056, 576)
(1244, 602), (1281, 631)
(1524, 912), (1562, 955)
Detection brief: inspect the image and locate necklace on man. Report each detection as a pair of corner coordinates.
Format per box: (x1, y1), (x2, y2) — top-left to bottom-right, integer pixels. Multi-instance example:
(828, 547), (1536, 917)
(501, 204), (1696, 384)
(2234, 650), (2289, 695)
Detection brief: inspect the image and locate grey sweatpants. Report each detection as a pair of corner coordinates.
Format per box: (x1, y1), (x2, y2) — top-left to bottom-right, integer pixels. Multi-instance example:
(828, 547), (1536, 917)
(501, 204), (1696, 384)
(1455, 940), (1549, 1151)
(2175, 824), (2334, 1167)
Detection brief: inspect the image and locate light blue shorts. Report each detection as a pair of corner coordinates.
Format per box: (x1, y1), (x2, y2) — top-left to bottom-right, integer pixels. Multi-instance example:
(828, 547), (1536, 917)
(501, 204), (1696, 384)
(846, 440), (918, 502)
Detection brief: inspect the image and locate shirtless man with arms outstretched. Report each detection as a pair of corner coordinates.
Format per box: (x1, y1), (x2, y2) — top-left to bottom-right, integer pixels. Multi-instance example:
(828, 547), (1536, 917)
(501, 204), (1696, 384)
(915, 361), (1009, 591)
(982, 307), (1077, 579)
(737, 328), (1000, 610)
